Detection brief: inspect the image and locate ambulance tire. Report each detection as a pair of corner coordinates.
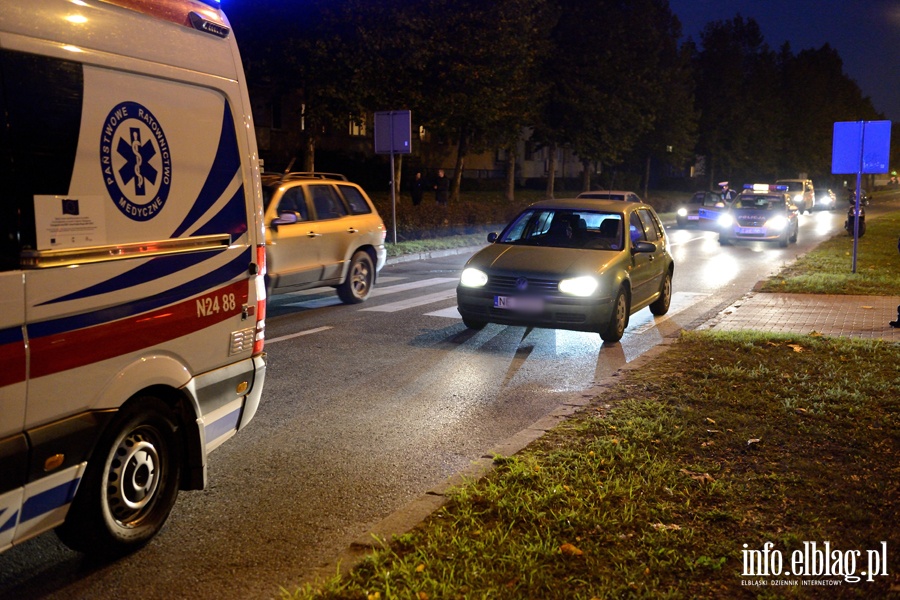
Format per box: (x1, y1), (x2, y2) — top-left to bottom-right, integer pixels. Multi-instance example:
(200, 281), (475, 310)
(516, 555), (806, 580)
(56, 397), (182, 556)
(337, 251), (374, 304)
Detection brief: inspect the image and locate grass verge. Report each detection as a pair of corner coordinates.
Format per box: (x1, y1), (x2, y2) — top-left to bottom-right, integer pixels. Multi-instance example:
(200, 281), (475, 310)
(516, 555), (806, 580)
(760, 209), (900, 295)
(284, 331), (900, 599)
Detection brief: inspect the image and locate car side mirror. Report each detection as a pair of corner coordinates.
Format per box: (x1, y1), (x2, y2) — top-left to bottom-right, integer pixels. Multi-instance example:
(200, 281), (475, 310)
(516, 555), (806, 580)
(272, 212), (299, 228)
(487, 232), (498, 243)
(632, 241), (656, 254)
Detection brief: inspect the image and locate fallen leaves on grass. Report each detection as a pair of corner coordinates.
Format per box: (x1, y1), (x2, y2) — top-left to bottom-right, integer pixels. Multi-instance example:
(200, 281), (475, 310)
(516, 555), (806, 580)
(559, 543), (584, 556)
(680, 469), (715, 483)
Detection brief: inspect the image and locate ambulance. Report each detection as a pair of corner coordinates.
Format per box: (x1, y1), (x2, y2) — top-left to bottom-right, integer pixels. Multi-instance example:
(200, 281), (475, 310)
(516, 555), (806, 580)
(0, 0), (267, 555)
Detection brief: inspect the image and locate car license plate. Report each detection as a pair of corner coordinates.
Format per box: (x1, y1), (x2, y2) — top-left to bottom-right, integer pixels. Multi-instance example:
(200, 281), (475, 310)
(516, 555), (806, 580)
(494, 295), (543, 313)
(687, 215), (699, 221)
(737, 227), (765, 235)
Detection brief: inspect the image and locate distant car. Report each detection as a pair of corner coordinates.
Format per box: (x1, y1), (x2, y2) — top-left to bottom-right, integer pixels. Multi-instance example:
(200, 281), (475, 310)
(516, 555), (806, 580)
(814, 187), (837, 210)
(456, 198), (674, 343)
(262, 172), (387, 302)
(718, 184), (799, 247)
(775, 178), (815, 213)
(576, 190), (643, 203)
(676, 191), (727, 228)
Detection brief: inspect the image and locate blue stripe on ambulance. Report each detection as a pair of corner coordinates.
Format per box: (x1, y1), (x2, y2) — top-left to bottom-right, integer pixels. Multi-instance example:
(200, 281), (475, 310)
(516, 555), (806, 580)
(20, 479), (79, 522)
(0, 508), (18, 534)
(205, 406), (242, 446)
(171, 102), (241, 239)
(30, 248), (251, 338)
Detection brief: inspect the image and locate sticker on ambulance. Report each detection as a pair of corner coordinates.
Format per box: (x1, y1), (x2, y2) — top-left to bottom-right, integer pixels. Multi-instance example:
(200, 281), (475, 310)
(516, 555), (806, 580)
(34, 194), (107, 249)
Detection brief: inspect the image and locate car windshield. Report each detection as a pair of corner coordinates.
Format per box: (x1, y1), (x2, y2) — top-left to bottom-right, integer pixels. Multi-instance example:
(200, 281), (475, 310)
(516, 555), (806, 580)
(734, 196), (782, 209)
(497, 209), (625, 250)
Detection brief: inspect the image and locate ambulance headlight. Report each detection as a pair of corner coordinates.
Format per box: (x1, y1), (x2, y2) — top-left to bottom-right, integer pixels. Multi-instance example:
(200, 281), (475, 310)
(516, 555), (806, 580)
(718, 214), (735, 228)
(460, 268), (488, 288)
(559, 276), (599, 297)
(766, 216), (789, 231)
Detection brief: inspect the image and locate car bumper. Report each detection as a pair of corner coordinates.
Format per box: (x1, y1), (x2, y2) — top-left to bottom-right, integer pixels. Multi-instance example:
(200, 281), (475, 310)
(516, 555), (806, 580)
(456, 286), (615, 332)
(721, 227), (788, 242)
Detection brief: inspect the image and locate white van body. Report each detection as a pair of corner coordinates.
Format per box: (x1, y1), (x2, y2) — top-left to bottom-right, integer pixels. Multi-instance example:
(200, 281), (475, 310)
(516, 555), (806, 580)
(0, 0), (267, 555)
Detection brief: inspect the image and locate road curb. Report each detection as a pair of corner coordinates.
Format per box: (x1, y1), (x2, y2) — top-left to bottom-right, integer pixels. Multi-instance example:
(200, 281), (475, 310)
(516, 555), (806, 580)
(297, 334), (683, 590)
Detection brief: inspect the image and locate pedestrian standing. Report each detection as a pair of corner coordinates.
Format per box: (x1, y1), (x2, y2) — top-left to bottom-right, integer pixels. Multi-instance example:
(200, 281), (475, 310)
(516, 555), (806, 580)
(411, 172), (425, 206)
(434, 169), (449, 206)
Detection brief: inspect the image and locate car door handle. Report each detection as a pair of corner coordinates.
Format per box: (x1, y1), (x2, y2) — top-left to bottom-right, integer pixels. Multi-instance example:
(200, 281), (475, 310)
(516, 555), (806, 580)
(347, 227), (359, 234)
(307, 231), (322, 238)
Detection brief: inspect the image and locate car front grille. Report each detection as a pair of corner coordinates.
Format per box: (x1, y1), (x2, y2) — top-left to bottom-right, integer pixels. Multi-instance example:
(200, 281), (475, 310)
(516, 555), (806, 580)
(487, 275), (559, 294)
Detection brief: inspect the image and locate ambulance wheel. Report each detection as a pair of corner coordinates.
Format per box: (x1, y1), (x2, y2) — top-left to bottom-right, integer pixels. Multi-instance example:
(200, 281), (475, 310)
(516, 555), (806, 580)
(337, 251), (374, 304)
(600, 287), (629, 343)
(56, 398), (182, 556)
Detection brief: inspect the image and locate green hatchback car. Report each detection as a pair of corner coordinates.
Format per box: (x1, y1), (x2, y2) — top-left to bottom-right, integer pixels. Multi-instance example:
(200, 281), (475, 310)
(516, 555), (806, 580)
(456, 199), (674, 342)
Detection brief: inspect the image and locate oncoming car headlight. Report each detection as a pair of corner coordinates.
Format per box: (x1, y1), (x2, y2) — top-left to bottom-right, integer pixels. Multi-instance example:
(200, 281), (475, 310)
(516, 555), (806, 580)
(766, 216), (789, 231)
(717, 213), (735, 228)
(793, 193), (804, 203)
(677, 208), (688, 217)
(559, 276), (598, 297)
(460, 267), (488, 287)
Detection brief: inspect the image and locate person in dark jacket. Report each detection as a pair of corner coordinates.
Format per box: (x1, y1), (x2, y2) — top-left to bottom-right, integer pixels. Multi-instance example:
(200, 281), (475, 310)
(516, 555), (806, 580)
(411, 172), (425, 206)
(434, 169), (449, 205)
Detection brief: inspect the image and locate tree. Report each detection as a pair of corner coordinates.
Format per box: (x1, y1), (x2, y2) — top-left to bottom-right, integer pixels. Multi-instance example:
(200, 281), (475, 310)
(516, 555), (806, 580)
(534, 0), (683, 196)
(693, 16), (782, 185)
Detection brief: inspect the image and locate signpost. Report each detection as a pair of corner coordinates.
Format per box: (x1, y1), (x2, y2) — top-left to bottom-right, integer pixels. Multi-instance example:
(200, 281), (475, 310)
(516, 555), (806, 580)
(831, 120), (891, 273)
(374, 110), (412, 245)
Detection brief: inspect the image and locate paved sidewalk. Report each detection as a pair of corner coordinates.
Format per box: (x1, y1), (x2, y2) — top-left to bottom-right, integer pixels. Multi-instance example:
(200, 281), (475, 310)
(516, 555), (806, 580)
(700, 292), (900, 341)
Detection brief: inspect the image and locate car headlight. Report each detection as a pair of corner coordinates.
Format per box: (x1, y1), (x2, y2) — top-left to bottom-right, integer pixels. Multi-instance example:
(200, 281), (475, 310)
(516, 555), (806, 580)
(460, 267), (488, 287)
(766, 216), (789, 231)
(676, 208), (688, 217)
(718, 213), (734, 228)
(793, 193), (804, 203)
(559, 276), (598, 297)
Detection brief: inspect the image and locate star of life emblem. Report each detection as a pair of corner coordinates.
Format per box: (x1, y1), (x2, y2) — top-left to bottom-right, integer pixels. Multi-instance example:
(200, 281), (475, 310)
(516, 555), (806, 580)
(100, 101), (172, 221)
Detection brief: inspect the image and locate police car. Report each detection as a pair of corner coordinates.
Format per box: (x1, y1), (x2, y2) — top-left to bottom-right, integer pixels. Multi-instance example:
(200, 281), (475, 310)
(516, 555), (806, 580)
(717, 184), (799, 247)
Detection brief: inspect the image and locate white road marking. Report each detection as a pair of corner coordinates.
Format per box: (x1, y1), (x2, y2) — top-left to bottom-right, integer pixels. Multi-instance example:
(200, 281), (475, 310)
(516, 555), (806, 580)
(368, 277), (457, 298)
(625, 292), (709, 334)
(362, 289), (459, 312)
(267, 326), (333, 345)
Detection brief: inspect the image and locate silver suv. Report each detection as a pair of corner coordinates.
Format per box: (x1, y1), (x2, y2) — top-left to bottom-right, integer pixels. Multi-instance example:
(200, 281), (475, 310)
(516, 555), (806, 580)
(262, 172), (387, 302)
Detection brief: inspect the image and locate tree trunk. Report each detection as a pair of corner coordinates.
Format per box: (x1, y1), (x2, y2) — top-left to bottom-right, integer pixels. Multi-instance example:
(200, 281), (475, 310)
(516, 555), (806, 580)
(546, 142), (557, 199)
(581, 159), (591, 192)
(452, 128), (469, 203)
(303, 135), (315, 172)
(394, 154), (403, 198)
(505, 146), (516, 203)
(643, 154), (651, 200)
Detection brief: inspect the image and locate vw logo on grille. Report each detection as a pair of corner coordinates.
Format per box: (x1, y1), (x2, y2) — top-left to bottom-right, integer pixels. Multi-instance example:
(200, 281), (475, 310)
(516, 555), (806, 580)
(516, 277), (529, 291)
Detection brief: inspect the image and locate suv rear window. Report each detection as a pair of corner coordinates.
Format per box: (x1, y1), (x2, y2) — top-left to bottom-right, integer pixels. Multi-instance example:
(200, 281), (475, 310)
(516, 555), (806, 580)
(339, 185), (373, 215)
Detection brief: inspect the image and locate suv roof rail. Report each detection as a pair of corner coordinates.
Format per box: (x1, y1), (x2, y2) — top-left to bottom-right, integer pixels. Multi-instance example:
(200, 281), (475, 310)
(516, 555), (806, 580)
(281, 171), (348, 181)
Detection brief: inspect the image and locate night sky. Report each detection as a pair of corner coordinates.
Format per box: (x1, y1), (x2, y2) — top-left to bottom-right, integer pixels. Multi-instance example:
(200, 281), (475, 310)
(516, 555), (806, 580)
(669, 0), (900, 122)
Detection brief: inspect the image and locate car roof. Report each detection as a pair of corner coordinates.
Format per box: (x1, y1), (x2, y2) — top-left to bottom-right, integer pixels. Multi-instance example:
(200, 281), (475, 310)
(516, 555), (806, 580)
(525, 198), (652, 212)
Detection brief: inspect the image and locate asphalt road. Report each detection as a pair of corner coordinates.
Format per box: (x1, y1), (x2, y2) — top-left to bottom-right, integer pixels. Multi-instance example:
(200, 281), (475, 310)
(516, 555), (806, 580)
(0, 207), (872, 599)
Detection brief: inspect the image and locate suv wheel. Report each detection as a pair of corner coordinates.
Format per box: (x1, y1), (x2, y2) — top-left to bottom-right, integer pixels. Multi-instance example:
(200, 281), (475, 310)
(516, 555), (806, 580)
(337, 251), (374, 304)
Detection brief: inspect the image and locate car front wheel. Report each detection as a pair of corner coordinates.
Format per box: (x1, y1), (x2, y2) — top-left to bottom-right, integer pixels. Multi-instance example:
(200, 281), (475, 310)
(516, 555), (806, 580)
(56, 398), (181, 556)
(337, 251), (375, 304)
(600, 287), (629, 343)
